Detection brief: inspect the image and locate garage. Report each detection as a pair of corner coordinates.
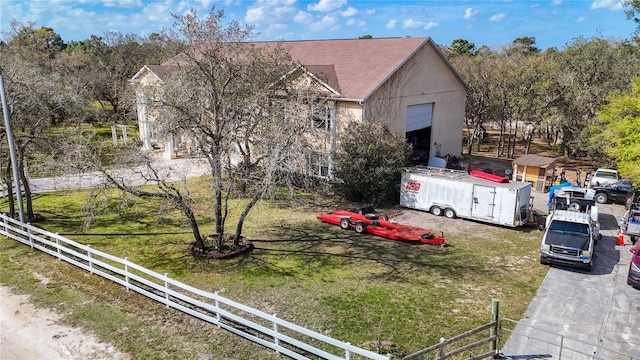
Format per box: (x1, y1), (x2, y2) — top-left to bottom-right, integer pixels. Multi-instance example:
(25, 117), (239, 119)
(406, 103), (434, 161)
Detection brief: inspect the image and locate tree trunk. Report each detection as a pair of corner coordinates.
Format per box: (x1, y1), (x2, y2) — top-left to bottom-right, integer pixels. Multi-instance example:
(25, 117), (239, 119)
(178, 198), (205, 250)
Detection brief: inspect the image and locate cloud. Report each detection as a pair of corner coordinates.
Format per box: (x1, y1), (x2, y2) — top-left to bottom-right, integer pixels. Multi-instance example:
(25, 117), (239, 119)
(464, 8), (478, 20)
(402, 19), (438, 30)
(245, 0), (297, 24)
(339, 7), (358, 17)
(576, 16), (586, 22)
(307, 0), (347, 12)
(386, 19), (397, 29)
(552, 0), (563, 5)
(364, 9), (375, 16)
(245, 7), (265, 23)
(489, 13), (506, 22)
(590, 0), (623, 10)
(308, 14), (338, 31)
(293, 10), (313, 24)
(346, 18), (365, 26)
(103, 0), (142, 8)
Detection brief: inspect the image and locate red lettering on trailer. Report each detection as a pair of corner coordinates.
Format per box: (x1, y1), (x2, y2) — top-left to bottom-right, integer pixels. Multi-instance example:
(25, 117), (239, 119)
(406, 181), (421, 191)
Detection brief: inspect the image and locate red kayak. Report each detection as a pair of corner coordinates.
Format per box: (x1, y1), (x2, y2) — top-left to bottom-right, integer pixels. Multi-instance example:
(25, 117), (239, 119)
(317, 210), (446, 245)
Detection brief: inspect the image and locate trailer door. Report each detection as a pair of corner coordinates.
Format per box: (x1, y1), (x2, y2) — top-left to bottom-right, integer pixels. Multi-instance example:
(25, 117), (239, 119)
(471, 185), (496, 220)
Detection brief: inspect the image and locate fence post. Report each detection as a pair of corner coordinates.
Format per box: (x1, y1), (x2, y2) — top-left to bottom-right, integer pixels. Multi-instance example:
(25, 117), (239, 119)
(345, 342), (351, 360)
(273, 314), (280, 354)
(124, 257), (130, 291)
(214, 291), (221, 328)
(27, 225), (33, 249)
(164, 273), (170, 307)
(56, 235), (61, 260)
(87, 245), (93, 274)
(491, 299), (499, 357)
(436, 337), (445, 360)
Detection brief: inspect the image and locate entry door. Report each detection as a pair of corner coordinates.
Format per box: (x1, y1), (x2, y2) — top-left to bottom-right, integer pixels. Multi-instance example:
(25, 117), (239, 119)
(471, 185), (496, 220)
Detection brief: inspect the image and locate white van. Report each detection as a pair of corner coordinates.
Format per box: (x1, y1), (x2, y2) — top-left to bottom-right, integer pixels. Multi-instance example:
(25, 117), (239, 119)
(590, 168), (619, 187)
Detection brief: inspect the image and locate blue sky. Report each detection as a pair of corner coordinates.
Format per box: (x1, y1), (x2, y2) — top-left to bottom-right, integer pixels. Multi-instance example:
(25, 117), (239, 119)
(0, 0), (635, 50)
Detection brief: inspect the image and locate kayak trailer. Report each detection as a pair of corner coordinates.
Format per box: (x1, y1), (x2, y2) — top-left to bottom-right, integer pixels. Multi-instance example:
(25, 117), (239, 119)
(317, 209), (447, 246)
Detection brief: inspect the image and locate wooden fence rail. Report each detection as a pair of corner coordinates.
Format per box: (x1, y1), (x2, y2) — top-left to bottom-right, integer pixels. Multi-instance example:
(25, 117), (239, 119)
(0, 213), (389, 360)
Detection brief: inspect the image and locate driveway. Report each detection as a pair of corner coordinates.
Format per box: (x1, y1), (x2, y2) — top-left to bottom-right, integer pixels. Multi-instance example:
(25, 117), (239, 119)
(502, 202), (640, 359)
(28, 156), (210, 193)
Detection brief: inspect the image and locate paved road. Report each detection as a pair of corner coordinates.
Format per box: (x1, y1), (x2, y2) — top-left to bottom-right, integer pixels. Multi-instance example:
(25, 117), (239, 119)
(502, 201), (640, 359)
(28, 156), (210, 193)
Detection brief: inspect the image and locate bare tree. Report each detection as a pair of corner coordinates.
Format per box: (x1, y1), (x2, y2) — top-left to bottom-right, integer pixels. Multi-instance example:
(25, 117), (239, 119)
(140, 8), (324, 252)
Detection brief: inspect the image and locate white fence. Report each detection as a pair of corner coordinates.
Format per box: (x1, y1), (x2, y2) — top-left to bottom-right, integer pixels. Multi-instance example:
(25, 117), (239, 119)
(0, 213), (389, 360)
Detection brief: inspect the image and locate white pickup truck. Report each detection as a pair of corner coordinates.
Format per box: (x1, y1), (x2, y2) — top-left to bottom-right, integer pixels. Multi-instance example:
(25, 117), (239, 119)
(540, 187), (601, 272)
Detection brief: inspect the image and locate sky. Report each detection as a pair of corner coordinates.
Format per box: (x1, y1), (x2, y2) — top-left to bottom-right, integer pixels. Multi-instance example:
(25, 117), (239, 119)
(0, 0), (636, 50)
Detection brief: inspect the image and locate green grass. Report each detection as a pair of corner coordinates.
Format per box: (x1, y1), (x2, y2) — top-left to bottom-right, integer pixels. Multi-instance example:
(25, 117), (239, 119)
(0, 182), (547, 359)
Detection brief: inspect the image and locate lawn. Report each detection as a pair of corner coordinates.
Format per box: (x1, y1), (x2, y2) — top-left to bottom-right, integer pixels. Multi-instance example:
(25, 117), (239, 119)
(0, 179), (548, 359)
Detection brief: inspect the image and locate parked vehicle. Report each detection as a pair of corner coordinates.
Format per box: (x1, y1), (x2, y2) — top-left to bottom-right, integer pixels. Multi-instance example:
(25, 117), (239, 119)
(589, 168), (619, 187)
(620, 207), (640, 244)
(628, 243), (640, 289)
(400, 166), (533, 227)
(540, 186), (600, 272)
(592, 180), (637, 204)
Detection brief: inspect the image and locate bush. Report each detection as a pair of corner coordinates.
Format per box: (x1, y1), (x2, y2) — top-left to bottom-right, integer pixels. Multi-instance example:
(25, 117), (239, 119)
(333, 120), (412, 206)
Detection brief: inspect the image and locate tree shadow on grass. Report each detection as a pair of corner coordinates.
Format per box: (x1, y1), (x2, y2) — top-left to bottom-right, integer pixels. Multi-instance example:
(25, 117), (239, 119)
(204, 221), (487, 284)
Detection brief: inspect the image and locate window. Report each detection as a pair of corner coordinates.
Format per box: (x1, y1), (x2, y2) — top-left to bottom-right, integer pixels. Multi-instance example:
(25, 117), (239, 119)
(309, 152), (330, 178)
(311, 103), (331, 132)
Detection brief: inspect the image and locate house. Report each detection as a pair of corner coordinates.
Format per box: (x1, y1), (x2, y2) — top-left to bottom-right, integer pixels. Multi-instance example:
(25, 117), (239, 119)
(130, 37), (467, 178)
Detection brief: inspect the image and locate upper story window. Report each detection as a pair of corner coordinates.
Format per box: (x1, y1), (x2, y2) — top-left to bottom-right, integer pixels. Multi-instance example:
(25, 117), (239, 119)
(311, 103), (331, 132)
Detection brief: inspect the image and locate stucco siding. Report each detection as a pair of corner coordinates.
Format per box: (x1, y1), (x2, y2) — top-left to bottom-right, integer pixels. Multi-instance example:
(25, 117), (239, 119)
(365, 41), (466, 158)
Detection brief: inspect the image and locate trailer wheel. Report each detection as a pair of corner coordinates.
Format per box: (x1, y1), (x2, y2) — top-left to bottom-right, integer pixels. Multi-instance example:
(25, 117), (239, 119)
(377, 213), (389, 221)
(355, 222), (366, 233)
(430, 207), (443, 216)
(444, 208), (457, 219)
(339, 218), (350, 230)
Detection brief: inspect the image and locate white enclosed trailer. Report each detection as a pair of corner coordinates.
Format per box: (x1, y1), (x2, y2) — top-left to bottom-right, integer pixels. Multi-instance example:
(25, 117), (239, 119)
(400, 166), (533, 227)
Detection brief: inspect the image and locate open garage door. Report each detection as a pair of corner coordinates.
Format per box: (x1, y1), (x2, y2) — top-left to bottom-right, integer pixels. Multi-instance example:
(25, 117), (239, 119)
(406, 103), (433, 132)
(406, 103), (433, 164)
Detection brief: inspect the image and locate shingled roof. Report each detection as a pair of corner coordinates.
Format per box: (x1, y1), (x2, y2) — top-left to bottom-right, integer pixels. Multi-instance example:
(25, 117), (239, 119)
(133, 37), (464, 101)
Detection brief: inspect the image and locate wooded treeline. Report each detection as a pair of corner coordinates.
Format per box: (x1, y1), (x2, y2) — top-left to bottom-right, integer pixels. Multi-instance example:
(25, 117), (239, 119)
(446, 36), (639, 168)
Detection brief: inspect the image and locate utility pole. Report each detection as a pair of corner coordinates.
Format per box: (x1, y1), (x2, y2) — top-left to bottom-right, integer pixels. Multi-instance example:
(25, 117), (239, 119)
(0, 67), (25, 223)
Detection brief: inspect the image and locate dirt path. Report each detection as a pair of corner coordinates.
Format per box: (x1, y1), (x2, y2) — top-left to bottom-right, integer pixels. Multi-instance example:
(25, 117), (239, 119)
(0, 286), (129, 360)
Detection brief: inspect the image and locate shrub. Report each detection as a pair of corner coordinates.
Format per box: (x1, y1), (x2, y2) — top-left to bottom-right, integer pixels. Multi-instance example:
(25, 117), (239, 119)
(332, 120), (412, 206)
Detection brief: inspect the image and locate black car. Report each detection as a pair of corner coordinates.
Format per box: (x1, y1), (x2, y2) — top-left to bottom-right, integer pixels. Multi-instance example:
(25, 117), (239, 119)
(593, 180), (637, 204)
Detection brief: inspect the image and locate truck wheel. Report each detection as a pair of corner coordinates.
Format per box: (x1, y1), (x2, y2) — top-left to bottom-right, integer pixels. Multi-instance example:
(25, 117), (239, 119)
(444, 208), (457, 219)
(595, 193), (608, 204)
(430, 207), (443, 216)
(355, 222), (366, 233)
(339, 218), (350, 230)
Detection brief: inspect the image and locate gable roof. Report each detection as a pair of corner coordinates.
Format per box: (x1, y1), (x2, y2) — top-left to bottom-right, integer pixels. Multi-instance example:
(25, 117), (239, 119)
(260, 37), (465, 100)
(133, 37), (467, 101)
(130, 64), (180, 82)
(513, 154), (557, 167)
